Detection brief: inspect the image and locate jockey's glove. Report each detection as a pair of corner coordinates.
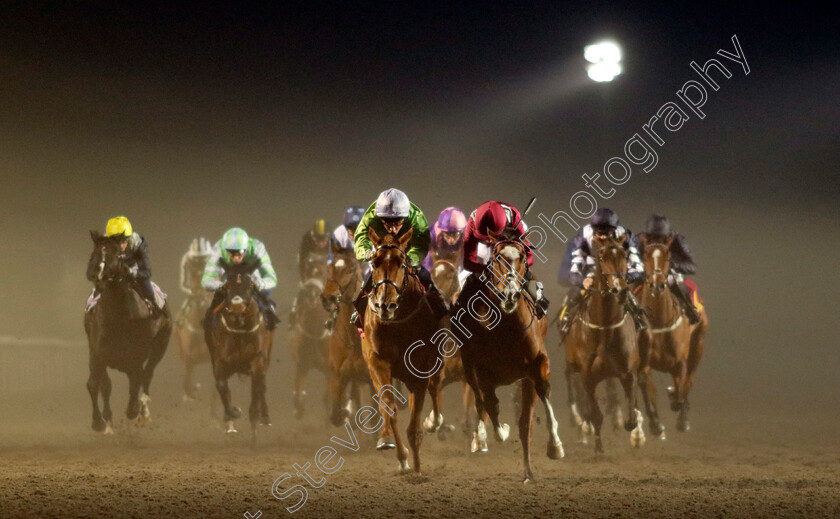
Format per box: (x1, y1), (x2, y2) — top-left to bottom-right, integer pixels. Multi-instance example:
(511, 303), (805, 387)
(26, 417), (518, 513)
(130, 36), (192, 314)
(128, 265), (139, 278)
(364, 250), (374, 260)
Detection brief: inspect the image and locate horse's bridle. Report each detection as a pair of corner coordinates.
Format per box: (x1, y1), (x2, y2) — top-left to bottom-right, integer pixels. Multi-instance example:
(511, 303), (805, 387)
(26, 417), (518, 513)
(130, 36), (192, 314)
(644, 242), (670, 296)
(593, 244), (627, 295)
(327, 254), (362, 304)
(370, 244), (410, 307)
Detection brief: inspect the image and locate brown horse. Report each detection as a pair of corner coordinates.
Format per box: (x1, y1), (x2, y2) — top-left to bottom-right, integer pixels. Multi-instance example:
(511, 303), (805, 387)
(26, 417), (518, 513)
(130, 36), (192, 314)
(564, 234), (646, 453)
(459, 238), (563, 482)
(288, 256), (330, 420)
(362, 228), (445, 474)
(85, 232), (171, 433)
(205, 273), (273, 437)
(637, 235), (708, 434)
(173, 252), (212, 401)
(426, 254), (483, 444)
(321, 245), (381, 430)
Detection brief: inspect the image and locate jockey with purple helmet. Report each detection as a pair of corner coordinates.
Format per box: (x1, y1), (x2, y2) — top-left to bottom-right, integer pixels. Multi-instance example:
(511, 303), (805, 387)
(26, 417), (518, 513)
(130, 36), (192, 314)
(422, 206), (467, 271)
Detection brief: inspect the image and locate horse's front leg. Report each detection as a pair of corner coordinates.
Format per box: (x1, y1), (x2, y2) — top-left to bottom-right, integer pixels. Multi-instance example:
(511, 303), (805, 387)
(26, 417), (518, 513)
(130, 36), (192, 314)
(619, 370), (645, 448)
(367, 359), (408, 471)
(126, 370), (142, 421)
(423, 370), (444, 433)
(518, 377), (537, 482)
(533, 356), (564, 461)
(293, 363), (307, 420)
(214, 365), (240, 433)
(481, 384), (509, 443)
(638, 366), (664, 439)
(87, 357), (106, 432)
(407, 382), (428, 475)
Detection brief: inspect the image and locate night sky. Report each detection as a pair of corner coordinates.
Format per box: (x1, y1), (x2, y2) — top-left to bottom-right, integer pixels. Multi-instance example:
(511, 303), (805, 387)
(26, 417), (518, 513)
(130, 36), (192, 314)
(0, 2), (837, 410)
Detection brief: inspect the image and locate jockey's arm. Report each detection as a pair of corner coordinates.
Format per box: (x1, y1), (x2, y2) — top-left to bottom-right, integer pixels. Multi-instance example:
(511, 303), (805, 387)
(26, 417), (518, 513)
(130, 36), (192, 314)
(569, 236), (589, 287)
(201, 247), (225, 291)
(462, 218), (485, 274)
(132, 240), (152, 280)
(625, 238), (644, 285)
(353, 203), (377, 262)
(404, 208), (431, 267)
(253, 240), (278, 291)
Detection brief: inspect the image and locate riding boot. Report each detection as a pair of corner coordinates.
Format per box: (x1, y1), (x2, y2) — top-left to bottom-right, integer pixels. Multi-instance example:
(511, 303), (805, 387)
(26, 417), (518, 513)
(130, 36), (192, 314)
(523, 270), (549, 319)
(558, 288), (583, 343)
(350, 272), (373, 326)
(672, 281), (701, 325)
(256, 290), (280, 331)
(203, 290), (224, 331)
(622, 289), (648, 331)
(416, 266), (449, 319)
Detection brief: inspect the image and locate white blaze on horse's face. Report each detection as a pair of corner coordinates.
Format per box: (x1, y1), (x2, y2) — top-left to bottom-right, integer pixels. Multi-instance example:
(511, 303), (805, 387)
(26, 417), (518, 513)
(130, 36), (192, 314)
(651, 247), (661, 272)
(229, 295), (246, 313)
(496, 245), (523, 314)
(334, 258), (345, 269)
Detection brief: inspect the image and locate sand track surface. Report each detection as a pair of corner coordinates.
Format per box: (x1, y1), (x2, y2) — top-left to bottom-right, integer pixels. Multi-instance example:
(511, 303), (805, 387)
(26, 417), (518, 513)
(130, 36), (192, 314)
(1, 371), (838, 519)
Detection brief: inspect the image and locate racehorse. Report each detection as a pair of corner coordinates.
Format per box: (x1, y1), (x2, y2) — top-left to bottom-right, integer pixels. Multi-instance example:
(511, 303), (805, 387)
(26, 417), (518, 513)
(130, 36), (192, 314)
(84, 231), (171, 433)
(173, 252), (212, 401)
(427, 253), (481, 445)
(564, 234), (646, 453)
(289, 254), (329, 420)
(429, 251), (461, 305)
(459, 236), (563, 482)
(637, 234), (708, 434)
(362, 228), (445, 474)
(205, 273), (273, 436)
(321, 244), (398, 447)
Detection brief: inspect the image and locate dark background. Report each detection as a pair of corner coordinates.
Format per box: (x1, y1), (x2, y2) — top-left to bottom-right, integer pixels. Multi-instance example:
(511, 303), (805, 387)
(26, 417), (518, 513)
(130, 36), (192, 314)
(0, 2), (837, 416)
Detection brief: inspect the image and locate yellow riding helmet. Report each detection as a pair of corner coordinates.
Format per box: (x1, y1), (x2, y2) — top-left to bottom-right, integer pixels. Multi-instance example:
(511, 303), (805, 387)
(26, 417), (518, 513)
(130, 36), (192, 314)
(105, 216), (133, 238)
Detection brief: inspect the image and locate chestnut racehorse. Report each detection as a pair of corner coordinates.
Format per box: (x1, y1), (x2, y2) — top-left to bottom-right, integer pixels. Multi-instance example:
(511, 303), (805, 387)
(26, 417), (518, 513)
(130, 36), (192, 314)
(564, 235), (646, 453)
(459, 238), (563, 482)
(173, 253), (212, 401)
(205, 273), (273, 437)
(637, 235), (708, 435)
(288, 274), (330, 420)
(321, 244), (398, 448)
(362, 228), (444, 474)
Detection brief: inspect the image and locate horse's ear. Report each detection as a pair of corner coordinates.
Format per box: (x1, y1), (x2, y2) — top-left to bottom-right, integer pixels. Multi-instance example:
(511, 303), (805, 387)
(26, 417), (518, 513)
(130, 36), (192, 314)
(368, 226), (381, 246)
(90, 230), (103, 243)
(398, 227), (413, 250)
(665, 234), (674, 247)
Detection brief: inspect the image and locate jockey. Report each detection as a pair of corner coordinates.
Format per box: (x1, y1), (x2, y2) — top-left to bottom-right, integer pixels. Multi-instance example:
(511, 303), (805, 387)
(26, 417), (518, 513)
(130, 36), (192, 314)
(290, 219), (330, 328)
(86, 216), (163, 313)
(455, 200), (550, 318)
(422, 206), (467, 271)
(631, 214), (701, 324)
(557, 208), (646, 342)
(298, 219), (330, 281)
(351, 188), (446, 325)
(201, 227), (280, 330)
(179, 237), (213, 294)
(323, 205), (367, 331)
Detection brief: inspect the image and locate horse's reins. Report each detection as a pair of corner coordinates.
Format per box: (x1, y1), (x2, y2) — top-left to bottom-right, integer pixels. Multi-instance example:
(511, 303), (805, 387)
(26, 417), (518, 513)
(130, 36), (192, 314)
(485, 242), (537, 330)
(581, 243), (631, 330)
(220, 312), (264, 334)
(369, 244), (410, 306)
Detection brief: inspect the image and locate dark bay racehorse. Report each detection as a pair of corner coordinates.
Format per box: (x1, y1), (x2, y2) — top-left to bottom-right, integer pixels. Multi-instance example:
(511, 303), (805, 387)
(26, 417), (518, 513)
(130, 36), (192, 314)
(173, 252), (212, 401)
(637, 234), (708, 435)
(321, 244), (398, 447)
(362, 228), (445, 474)
(564, 235), (646, 453)
(84, 232), (171, 433)
(289, 256), (329, 420)
(205, 273), (273, 436)
(459, 238), (563, 482)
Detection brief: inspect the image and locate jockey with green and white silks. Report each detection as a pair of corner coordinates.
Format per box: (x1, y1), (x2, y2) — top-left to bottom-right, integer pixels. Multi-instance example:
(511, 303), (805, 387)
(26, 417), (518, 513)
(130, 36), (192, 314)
(351, 188), (447, 326)
(202, 227), (280, 330)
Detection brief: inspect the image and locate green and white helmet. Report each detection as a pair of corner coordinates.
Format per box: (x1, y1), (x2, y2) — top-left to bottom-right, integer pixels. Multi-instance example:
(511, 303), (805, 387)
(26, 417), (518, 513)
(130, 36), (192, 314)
(221, 227), (249, 252)
(375, 188), (410, 218)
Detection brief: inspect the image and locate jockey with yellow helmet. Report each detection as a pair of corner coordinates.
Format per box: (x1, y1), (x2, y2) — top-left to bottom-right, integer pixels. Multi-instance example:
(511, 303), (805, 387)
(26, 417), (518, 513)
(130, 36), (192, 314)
(350, 188), (447, 326)
(201, 227), (280, 330)
(86, 216), (163, 312)
(298, 219), (331, 281)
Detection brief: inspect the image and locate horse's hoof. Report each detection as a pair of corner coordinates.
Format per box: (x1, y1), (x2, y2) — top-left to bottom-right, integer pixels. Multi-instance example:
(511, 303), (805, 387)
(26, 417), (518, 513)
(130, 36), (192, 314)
(523, 472), (535, 484)
(92, 417), (106, 432)
(547, 440), (565, 460)
(494, 423), (510, 443)
(676, 418), (690, 432)
(104, 422), (115, 435)
(126, 407), (139, 421)
(228, 406), (242, 420)
(398, 459), (411, 473)
(225, 421), (238, 434)
(376, 438), (396, 450)
(595, 438), (604, 453)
